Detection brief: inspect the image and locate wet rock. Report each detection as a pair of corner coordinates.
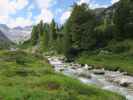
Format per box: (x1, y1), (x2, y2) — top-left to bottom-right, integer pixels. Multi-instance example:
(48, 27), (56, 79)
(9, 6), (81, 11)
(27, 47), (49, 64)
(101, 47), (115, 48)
(105, 72), (124, 84)
(119, 77), (133, 87)
(49, 56), (133, 99)
(84, 64), (93, 70)
(120, 82), (130, 87)
(71, 66), (78, 69)
(76, 69), (91, 78)
(59, 68), (65, 72)
(73, 64), (81, 68)
(106, 73), (133, 88)
(122, 72), (128, 75)
(78, 72), (91, 78)
(58, 56), (65, 61)
(70, 63), (81, 69)
(63, 64), (68, 68)
(81, 64), (85, 67)
(93, 69), (105, 75)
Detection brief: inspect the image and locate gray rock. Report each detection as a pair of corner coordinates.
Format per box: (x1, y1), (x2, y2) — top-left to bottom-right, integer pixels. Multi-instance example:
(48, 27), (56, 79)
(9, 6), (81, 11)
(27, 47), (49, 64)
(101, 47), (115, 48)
(76, 69), (91, 78)
(78, 72), (91, 78)
(70, 63), (81, 69)
(106, 74), (133, 88)
(128, 84), (133, 90)
(119, 77), (133, 87)
(84, 64), (93, 70)
(93, 69), (105, 75)
(59, 68), (65, 72)
(120, 82), (130, 87)
(71, 66), (78, 69)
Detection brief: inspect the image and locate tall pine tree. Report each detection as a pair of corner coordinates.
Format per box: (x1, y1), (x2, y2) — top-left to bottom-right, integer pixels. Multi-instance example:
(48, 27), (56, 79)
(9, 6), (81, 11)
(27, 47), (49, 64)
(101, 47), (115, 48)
(31, 25), (39, 46)
(114, 0), (133, 38)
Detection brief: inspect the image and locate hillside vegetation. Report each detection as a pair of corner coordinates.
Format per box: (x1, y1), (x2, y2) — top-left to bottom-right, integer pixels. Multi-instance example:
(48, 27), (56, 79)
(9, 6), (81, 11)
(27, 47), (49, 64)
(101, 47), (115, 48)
(77, 39), (133, 76)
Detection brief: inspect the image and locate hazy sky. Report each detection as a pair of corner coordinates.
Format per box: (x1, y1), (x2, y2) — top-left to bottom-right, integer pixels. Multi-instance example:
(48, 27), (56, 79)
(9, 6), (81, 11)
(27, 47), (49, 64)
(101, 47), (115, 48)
(0, 0), (119, 28)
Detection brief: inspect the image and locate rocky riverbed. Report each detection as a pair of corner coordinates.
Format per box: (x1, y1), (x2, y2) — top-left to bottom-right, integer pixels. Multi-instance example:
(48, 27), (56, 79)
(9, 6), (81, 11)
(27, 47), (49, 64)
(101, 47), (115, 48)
(47, 56), (133, 100)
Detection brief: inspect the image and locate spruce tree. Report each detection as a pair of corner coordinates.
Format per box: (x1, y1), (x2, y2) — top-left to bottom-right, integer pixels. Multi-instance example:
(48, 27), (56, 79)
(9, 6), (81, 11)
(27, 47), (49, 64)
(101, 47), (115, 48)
(65, 3), (96, 50)
(31, 25), (39, 45)
(114, 0), (133, 38)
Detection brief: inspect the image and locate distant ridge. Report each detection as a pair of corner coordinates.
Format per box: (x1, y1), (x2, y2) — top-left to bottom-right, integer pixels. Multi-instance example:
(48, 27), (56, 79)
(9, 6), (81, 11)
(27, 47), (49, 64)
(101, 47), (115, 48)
(0, 24), (32, 44)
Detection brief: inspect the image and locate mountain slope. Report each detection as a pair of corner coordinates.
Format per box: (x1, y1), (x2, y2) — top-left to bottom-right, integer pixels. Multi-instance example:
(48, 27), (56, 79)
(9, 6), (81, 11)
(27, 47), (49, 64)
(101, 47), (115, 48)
(0, 24), (32, 44)
(94, 3), (119, 22)
(0, 30), (13, 49)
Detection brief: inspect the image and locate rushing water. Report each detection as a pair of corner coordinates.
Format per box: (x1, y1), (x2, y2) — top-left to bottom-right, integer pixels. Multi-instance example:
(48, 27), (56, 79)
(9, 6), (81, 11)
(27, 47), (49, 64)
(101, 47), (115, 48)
(48, 56), (133, 100)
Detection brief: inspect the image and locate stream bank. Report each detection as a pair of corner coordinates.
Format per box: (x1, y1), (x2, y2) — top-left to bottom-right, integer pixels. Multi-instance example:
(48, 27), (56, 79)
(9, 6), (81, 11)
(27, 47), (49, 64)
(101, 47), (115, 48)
(47, 56), (133, 100)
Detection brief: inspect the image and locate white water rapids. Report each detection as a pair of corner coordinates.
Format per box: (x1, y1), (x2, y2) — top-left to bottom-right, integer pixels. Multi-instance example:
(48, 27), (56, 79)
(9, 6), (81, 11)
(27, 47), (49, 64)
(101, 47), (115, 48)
(47, 56), (133, 100)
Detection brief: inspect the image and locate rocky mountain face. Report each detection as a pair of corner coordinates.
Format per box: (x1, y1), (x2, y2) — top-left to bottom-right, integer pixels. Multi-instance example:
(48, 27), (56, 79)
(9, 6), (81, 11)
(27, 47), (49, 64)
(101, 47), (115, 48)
(0, 30), (13, 49)
(0, 24), (32, 44)
(94, 3), (119, 23)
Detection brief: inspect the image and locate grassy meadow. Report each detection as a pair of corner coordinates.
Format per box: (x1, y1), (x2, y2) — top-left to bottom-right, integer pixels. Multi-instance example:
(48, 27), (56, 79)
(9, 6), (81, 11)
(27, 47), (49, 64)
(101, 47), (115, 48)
(0, 50), (125, 100)
(77, 40), (133, 76)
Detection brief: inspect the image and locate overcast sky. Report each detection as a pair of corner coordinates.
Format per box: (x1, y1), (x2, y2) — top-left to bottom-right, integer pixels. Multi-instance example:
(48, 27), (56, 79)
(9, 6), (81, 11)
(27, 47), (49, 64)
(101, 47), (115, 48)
(0, 0), (119, 28)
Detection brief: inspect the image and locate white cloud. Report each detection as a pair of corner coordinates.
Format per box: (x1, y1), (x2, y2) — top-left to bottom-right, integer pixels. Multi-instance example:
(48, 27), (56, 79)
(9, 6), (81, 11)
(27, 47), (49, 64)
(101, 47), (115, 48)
(77, 0), (109, 9)
(89, 3), (109, 9)
(35, 0), (52, 9)
(0, 0), (29, 27)
(34, 0), (54, 23)
(0, 0), (30, 15)
(35, 9), (53, 24)
(0, 0), (54, 27)
(77, 0), (90, 5)
(111, 0), (120, 4)
(0, 16), (9, 24)
(8, 17), (33, 28)
(10, 0), (29, 11)
(0, 0), (13, 23)
(60, 10), (71, 24)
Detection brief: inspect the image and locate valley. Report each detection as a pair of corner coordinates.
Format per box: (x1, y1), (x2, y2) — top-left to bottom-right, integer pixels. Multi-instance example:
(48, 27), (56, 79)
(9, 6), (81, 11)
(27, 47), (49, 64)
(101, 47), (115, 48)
(0, 24), (32, 44)
(0, 0), (133, 100)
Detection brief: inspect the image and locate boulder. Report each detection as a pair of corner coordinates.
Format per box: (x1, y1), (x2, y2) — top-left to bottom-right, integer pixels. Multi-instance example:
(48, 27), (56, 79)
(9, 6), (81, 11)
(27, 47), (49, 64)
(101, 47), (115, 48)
(81, 64), (85, 67)
(70, 63), (81, 69)
(76, 69), (91, 78)
(119, 77), (133, 87)
(84, 64), (93, 70)
(78, 72), (91, 78)
(106, 74), (133, 88)
(59, 68), (65, 72)
(93, 69), (105, 75)
(71, 66), (78, 69)
(120, 81), (130, 87)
